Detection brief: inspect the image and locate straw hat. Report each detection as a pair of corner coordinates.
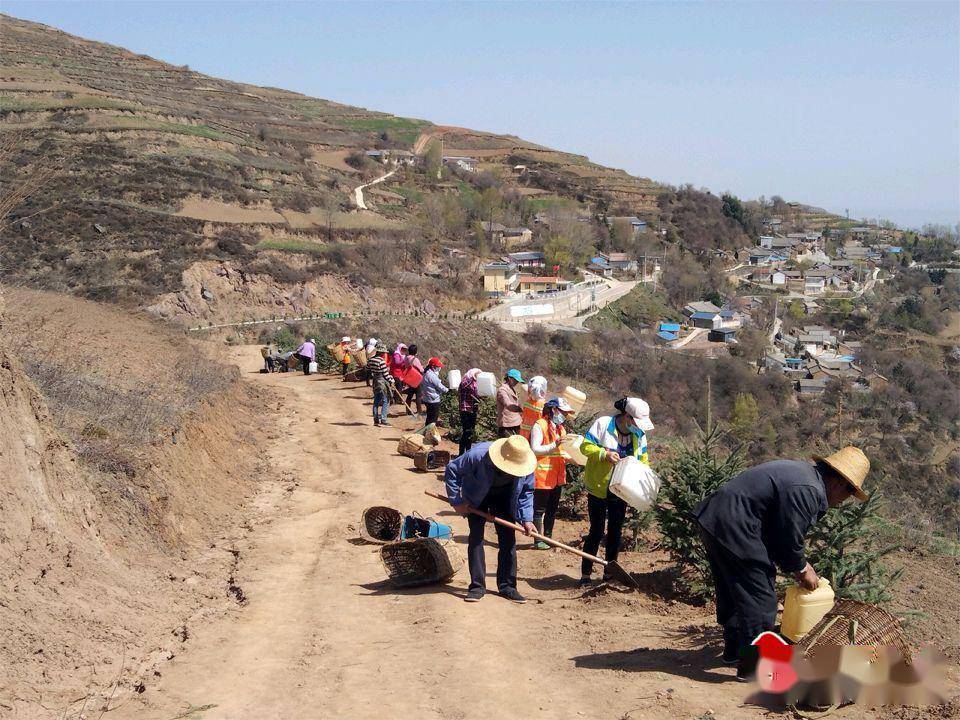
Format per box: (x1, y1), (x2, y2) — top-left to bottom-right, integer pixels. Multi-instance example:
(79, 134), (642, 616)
(813, 446), (870, 501)
(488, 435), (537, 477)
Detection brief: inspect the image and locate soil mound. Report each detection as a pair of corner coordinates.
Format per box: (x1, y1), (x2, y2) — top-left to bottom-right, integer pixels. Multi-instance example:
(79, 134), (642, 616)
(0, 288), (267, 718)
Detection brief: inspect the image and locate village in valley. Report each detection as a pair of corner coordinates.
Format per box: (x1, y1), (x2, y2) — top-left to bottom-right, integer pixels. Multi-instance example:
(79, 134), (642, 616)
(438, 156), (927, 399)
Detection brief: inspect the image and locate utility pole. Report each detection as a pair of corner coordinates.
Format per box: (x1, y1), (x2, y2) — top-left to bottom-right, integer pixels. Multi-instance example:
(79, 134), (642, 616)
(706, 374), (713, 434)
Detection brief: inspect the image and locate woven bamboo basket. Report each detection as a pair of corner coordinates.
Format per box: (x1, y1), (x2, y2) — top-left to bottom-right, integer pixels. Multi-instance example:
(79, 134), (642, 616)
(359, 505), (403, 544)
(380, 538), (463, 588)
(327, 343), (345, 362)
(398, 433), (426, 458)
(797, 598), (913, 662)
(413, 449), (451, 472)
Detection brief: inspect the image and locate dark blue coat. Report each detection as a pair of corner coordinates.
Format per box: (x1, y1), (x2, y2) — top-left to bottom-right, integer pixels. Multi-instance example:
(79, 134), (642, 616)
(695, 460), (828, 572)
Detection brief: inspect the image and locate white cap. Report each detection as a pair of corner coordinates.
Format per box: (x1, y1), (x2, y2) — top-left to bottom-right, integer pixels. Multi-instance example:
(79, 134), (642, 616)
(368, 337), (376, 345)
(551, 397), (573, 412)
(341, 336), (351, 342)
(625, 397), (654, 432)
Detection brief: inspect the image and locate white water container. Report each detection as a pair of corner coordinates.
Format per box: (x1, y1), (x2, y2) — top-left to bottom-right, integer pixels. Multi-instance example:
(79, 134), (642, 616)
(562, 386), (587, 415)
(608, 456), (660, 510)
(559, 433), (588, 467)
(308, 361), (318, 374)
(476, 371), (497, 397)
(447, 369), (462, 389)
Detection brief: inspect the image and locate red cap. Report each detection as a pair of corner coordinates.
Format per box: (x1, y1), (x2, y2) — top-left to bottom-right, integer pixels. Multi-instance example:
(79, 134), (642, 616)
(428, 357), (443, 369)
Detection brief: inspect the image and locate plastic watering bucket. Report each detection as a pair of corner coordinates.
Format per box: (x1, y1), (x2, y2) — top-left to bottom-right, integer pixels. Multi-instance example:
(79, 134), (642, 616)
(401, 514), (452, 540)
(781, 578), (835, 642)
(562, 386), (587, 415)
(608, 456), (661, 510)
(476, 372), (497, 397)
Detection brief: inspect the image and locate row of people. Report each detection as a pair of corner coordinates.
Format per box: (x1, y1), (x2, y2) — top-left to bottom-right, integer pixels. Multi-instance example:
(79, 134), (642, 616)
(262, 334), (873, 681)
(446, 394), (656, 604)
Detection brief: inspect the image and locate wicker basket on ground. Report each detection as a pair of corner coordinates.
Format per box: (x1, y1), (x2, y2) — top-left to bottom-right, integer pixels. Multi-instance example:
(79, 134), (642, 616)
(796, 598), (913, 662)
(413, 449), (451, 472)
(380, 537), (463, 588)
(359, 506), (403, 544)
(398, 433), (426, 458)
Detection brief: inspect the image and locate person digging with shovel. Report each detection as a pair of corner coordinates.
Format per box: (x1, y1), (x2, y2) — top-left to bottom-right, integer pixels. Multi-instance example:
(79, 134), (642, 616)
(444, 435), (537, 604)
(693, 446), (870, 682)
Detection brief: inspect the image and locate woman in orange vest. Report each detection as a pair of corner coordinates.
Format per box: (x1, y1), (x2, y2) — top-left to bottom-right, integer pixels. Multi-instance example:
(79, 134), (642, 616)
(519, 375), (548, 440)
(339, 336), (352, 376)
(529, 396), (574, 549)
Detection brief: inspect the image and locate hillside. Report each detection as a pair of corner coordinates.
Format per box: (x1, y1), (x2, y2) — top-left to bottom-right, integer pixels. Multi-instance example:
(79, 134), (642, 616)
(0, 287), (268, 715)
(0, 14), (667, 319)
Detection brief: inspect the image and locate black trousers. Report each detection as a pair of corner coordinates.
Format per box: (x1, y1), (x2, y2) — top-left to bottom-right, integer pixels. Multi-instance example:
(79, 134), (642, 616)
(699, 528), (777, 656)
(467, 483), (517, 592)
(424, 402), (440, 426)
(533, 486), (562, 537)
(405, 385), (421, 411)
(581, 492), (628, 576)
(297, 353), (311, 375)
(497, 425), (520, 438)
(459, 411), (477, 455)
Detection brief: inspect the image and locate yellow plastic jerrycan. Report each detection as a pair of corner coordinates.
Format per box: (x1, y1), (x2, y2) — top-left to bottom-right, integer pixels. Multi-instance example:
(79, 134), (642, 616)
(781, 577), (835, 642)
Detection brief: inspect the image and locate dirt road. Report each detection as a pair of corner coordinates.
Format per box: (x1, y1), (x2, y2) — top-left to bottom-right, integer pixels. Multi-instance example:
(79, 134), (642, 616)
(353, 168), (397, 210)
(121, 346), (873, 720)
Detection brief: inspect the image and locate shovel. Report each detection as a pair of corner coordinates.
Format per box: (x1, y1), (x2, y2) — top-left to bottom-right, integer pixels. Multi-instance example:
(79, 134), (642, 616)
(423, 490), (641, 591)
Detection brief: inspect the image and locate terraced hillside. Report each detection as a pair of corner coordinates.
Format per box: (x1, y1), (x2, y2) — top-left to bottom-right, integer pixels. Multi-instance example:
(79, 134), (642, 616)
(0, 14), (665, 320)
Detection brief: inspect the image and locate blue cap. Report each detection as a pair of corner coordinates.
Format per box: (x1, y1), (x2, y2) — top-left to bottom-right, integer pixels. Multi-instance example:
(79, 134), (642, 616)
(506, 368), (523, 383)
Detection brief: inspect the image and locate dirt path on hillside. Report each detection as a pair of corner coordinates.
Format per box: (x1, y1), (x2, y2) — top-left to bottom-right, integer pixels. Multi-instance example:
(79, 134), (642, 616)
(120, 347), (911, 720)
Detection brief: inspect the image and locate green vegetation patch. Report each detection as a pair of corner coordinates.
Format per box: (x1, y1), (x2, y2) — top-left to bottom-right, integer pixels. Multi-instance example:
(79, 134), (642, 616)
(330, 115), (429, 145)
(0, 95), (139, 112)
(586, 284), (681, 331)
(257, 238), (329, 256)
(392, 185), (424, 204)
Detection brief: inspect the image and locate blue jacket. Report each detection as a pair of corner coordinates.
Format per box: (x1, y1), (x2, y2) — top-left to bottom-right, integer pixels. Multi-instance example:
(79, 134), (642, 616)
(420, 367), (449, 404)
(444, 442), (535, 523)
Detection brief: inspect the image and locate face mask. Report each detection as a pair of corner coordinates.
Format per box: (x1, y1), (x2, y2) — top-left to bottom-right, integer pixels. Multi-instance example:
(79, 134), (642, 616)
(627, 422), (644, 437)
(552, 411), (566, 426)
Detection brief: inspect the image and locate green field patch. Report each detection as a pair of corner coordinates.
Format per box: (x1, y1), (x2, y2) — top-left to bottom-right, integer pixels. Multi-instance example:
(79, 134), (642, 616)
(392, 185), (424, 204)
(0, 95), (140, 112)
(257, 238), (329, 255)
(329, 115), (429, 145)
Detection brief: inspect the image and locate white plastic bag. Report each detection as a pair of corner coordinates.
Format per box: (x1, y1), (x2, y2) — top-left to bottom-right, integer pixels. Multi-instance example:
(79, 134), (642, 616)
(308, 361), (318, 374)
(608, 456), (660, 510)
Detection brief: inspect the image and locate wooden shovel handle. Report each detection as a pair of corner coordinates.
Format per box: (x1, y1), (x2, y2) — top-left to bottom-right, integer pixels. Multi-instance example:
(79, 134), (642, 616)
(423, 490), (608, 566)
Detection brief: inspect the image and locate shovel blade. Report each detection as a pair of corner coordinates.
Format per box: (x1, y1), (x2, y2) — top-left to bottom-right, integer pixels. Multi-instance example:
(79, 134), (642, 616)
(606, 561), (641, 591)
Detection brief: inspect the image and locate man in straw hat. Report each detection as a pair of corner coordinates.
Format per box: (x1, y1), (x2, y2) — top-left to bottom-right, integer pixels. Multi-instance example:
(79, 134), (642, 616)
(693, 446), (870, 681)
(444, 435), (537, 603)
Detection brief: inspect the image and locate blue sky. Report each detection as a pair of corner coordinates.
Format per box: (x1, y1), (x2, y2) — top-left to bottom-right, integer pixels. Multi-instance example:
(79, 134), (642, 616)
(6, 1), (958, 228)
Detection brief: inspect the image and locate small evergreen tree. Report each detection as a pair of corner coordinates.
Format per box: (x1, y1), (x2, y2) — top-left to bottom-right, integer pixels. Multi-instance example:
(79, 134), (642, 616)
(653, 426), (745, 599)
(654, 427), (902, 604)
(729, 393), (759, 448)
(804, 490), (902, 604)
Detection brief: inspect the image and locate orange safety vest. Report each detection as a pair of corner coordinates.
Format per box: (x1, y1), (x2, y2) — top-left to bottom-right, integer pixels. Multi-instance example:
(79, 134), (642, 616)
(519, 398), (545, 440)
(533, 417), (567, 490)
(340, 343), (351, 364)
